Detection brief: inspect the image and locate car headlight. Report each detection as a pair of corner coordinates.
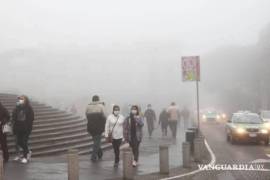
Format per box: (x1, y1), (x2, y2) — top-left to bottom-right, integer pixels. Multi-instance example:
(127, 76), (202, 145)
(222, 113), (226, 118)
(260, 129), (268, 134)
(236, 128), (246, 134)
(264, 123), (270, 129)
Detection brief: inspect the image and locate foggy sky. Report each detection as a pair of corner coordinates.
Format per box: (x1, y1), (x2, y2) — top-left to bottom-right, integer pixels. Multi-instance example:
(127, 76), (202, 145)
(1, 0), (270, 53)
(1, 0), (270, 113)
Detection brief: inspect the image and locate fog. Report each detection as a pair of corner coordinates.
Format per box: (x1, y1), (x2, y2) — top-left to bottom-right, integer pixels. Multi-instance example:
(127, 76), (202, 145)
(1, 0), (270, 115)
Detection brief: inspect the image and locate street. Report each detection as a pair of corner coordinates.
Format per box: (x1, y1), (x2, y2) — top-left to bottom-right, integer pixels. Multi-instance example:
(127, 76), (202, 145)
(188, 121), (270, 180)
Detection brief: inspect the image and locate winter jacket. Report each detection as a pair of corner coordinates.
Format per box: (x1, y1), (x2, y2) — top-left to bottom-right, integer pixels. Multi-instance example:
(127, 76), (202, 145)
(12, 105), (34, 134)
(123, 115), (144, 142)
(105, 114), (125, 140)
(159, 110), (169, 126)
(167, 105), (180, 121)
(144, 109), (156, 121)
(85, 101), (106, 136)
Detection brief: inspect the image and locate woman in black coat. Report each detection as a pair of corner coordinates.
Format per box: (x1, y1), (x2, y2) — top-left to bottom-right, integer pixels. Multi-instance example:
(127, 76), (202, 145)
(0, 102), (10, 162)
(12, 95), (34, 164)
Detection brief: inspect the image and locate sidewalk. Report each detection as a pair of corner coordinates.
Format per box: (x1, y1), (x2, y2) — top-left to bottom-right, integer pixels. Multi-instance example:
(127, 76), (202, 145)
(4, 122), (186, 180)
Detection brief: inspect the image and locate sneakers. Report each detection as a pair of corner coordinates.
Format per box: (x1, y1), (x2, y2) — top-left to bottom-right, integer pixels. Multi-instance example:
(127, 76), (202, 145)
(132, 160), (137, 167)
(13, 155), (22, 161)
(13, 156), (20, 161)
(21, 158), (28, 164)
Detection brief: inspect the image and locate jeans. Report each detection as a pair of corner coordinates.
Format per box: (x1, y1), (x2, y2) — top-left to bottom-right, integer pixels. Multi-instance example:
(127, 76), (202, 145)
(16, 131), (30, 158)
(129, 138), (140, 162)
(112, 138), (122, 163)
(0, 130), (9, 162)
(168, 121), (178, 138)
(92, 135), (102, 160)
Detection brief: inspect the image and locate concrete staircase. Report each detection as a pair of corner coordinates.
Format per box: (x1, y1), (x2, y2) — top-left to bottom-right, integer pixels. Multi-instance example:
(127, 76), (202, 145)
(0, 93), (111, 157)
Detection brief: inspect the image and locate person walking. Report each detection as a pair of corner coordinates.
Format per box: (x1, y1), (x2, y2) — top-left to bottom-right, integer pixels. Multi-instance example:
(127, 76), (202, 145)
(0, 102), (10, 162)
(159, 108), (169, 137)
(144, 104), (156, 138)
(167, 102), (180, 139)
(124, 105), (144, 167)
(181, 106), (190, 130)
(12, 95), (34, 164)
(85, 95), (106, 162)
(105, 105), (125, 167)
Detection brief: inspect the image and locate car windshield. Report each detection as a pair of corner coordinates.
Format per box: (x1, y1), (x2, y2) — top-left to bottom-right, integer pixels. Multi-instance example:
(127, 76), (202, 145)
(233, 114), (262, 124)
(261, 111), (270, 119)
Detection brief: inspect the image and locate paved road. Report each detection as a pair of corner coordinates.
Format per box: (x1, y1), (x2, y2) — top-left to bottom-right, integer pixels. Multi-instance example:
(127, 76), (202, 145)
(187, 121), (270, 180)
(3, 120), (186, 180)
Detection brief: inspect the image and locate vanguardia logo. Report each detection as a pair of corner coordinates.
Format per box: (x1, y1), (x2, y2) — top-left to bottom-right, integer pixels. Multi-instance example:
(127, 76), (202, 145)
(198, 164), (269, 171)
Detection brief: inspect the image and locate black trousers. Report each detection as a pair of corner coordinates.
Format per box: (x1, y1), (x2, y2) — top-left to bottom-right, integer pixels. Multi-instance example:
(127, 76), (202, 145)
(168, 121), (178, 138)
(112, 138), (122, 163)
(129, 138), (140, 162)
(0, 130), (9, 162)
(16, 131), (30, 158)
(161, 123), (168, 136)
(146, 119), (154, 137)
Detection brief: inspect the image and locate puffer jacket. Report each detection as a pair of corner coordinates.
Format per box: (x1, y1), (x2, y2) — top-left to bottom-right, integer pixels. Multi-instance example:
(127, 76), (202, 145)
(85, 101), (106, 136)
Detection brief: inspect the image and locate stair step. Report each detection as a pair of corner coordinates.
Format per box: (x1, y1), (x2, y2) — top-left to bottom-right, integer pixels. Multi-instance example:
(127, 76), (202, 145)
(33, 118), (84, 129)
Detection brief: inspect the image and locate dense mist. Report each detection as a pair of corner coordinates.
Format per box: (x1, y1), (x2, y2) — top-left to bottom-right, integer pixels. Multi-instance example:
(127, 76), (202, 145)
(1, 0), (270, 115)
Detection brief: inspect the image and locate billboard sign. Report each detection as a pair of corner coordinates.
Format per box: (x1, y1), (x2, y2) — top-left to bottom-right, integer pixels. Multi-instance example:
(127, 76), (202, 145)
(182, 56), (200, 81)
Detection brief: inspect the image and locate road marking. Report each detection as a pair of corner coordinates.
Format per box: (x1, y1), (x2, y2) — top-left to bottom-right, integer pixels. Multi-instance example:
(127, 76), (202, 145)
(159, 139), (216, 180)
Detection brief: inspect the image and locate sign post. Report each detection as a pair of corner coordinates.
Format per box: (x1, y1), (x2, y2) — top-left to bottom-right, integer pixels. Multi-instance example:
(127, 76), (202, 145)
(182, 56), (200, 130)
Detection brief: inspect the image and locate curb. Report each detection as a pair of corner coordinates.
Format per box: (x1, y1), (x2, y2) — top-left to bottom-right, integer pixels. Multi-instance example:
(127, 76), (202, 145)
(159, 139), (216, 180)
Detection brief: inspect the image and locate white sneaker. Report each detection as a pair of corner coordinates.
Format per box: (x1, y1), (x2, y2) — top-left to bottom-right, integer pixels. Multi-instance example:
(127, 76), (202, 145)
(132, 160), (137, 167)
(13, 156), (21, 161)
(27, 151), (32, 161)
(21, 158), (28, 164)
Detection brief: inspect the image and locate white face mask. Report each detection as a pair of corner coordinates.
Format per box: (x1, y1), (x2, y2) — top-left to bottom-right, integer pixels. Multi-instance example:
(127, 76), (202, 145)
(131, 110), (137, 115)
(19, 100), (24, 105)
(113, 111), (120, 116)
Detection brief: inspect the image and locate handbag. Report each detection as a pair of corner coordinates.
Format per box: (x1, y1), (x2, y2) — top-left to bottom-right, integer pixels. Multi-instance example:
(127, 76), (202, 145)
(2, 123), (12, 134)
(107, 116), (119, 143)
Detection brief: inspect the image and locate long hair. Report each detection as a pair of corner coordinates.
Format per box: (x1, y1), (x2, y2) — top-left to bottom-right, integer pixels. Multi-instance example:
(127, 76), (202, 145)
(130, 105), (140, 116)
(19, 95), (32, 108)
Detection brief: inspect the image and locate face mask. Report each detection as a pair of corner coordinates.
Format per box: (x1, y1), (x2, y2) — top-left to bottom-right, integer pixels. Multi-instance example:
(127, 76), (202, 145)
(131, 110), (137, 115)
(19, 100), (24, 105)
(113, 111), (120, 116)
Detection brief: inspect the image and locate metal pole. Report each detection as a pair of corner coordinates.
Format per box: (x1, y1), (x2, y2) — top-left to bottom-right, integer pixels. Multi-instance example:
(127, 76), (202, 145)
(196, 80), (200, 131)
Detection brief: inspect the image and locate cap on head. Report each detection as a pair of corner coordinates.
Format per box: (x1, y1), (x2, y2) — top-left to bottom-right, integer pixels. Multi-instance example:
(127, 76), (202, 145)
(92, 95), (100, 102)
(171, 102), (176, 106)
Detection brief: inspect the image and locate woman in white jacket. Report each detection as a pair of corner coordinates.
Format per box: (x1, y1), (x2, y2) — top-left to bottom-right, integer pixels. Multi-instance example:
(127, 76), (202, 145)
(105, 105), (125, 167)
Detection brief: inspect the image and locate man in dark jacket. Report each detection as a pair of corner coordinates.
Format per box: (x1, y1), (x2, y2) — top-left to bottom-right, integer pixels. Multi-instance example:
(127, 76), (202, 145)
(85, 95), (106, 161)
(144, 104), (156, 138)
(12, 95), (34, 164)
(159, 109), (169, 137)
(0, 102), (10, 162)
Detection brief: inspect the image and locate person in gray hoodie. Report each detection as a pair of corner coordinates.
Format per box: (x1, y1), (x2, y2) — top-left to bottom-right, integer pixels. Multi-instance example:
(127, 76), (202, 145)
(85, 95), (106, 162)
